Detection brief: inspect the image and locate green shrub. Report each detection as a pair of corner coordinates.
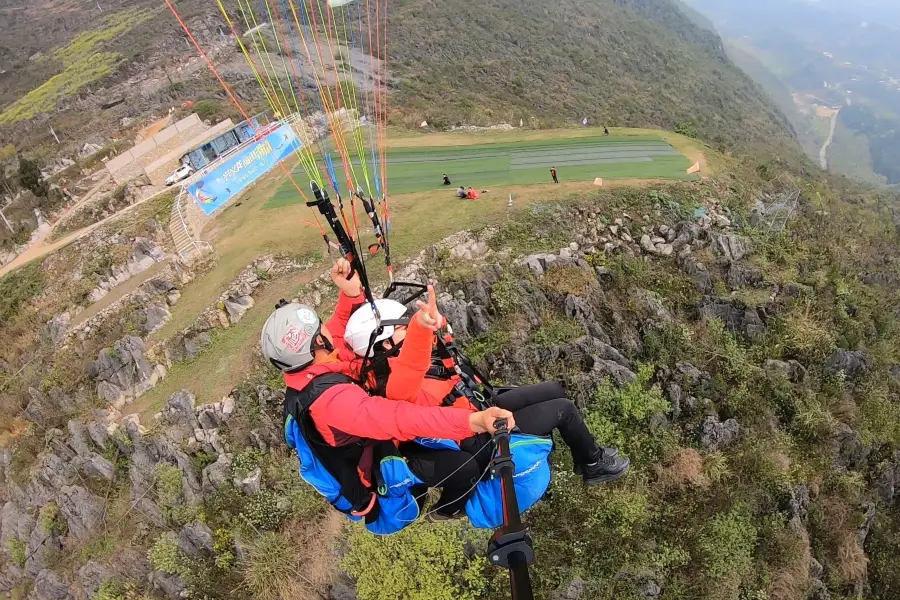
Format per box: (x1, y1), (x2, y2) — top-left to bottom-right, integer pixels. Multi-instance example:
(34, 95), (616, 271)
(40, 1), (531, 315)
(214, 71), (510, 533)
(155, 463), (196, 524)
(39, 501), (65, 535)
(148, 533), (183, 575)
(697, 508), (757, 597)
(241, 490), (289, 531)
(585, 363), (670, 464)
(7, 537), (26, 568)
(343, 522), (491, 600)
(232, 448), (265, 479)
(239, 531), (298, 600)
(94, 579), (134, 600)
(532, 316), (583, 348)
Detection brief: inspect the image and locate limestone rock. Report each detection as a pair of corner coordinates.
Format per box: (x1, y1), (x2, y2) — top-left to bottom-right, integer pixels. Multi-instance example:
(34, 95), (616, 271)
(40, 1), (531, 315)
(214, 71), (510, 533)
(143, 302), (172, 334)
(58, 486), (105, 541)
(825, 349), (869, 380)
(76, 453), (116, 481)
(30, 569), (71, 600)
(713, 234), (752, 262)
(236, 467), (262, 495)
(202, 454), (233, 496)
(178, 522), (214, 558)
(699, 416), (742, 451)
(224, 295), (254, 325)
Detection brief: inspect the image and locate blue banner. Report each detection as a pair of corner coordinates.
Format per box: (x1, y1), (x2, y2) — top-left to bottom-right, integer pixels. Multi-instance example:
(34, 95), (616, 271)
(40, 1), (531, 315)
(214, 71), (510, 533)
(187, 124), (300, 215)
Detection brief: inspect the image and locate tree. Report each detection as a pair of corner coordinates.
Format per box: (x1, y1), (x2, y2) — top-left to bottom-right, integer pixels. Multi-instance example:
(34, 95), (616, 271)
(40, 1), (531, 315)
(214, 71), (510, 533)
(17, 155), (48, 198)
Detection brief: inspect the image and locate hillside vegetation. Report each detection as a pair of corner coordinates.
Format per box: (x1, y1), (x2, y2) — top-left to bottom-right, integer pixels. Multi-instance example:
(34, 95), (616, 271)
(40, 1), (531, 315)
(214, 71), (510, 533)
(387, 0), (796, 153)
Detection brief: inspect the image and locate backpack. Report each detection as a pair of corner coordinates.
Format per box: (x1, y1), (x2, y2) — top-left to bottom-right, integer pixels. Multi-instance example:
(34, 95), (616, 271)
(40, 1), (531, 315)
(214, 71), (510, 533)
(283, 373), (424, 535)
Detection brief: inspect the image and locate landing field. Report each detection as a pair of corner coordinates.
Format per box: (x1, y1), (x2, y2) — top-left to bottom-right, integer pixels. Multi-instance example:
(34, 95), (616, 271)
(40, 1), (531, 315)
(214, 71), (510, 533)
(265, 131), (696, 209)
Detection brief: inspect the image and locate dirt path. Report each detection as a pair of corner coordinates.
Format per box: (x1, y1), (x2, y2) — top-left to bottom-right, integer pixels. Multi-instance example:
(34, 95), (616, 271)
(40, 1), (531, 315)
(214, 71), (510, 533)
(0, 188), (170, 279)
(820, 109), (840, 170)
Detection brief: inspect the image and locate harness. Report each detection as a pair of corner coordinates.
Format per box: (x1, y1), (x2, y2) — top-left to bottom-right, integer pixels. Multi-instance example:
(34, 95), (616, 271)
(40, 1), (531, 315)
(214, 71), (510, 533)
(284, 373), (395, 521)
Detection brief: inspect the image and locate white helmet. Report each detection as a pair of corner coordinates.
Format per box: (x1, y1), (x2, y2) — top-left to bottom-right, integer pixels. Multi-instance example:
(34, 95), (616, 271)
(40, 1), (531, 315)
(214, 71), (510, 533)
(344, 299), (409, 356)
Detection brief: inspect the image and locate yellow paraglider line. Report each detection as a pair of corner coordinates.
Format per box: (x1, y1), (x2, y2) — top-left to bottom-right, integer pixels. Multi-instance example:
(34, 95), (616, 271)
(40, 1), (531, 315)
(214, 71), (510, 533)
(303, 0), (364, 191)
(259, 0), (327, 182)
(215, 0), (322, 184)
(287, 0), (357, 191)
(332, 3), (375, 198)
(237, 0), (293, 119)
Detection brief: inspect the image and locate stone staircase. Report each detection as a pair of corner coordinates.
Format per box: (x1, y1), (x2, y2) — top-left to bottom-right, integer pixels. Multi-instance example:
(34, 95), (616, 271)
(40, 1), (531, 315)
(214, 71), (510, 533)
(168, 190), (208, 262)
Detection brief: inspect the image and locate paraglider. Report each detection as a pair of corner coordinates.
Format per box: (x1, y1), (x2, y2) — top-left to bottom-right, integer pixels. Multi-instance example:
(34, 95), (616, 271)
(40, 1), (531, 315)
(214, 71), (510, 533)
(161, 0), (632, 596)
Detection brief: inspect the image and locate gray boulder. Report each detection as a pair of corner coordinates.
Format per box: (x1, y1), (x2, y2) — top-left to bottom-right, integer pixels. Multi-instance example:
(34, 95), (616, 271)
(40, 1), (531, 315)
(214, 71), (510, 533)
(178, 522), (214, 558)
(157, 390), (199, 443)
(330, 583), (359, 600)
(726, 264), (763, 289)
(631, 288), (673, 324)
(66, 421), (92, 457)
(73, 561), (115, 599)
(224, 295), (254, 325)
(45, 313), (70, 346)
(30, 569), (71, 600)
(857, 501), (876, 544)
(58, 486), (105, 541)
(834, 424), (866, 470)
(25, 388), (77, 425)
(593, 359), (637, 388)
(202, 454), (233, 495)
(143, 302), (172, 334)
(76, 453), (116, 481)
(876, 452), (900, 505)
(698, 297), (766, 341)
(551, 577), (585, 600)
(764, 359), (807, 384)
(1, 502), (36, 545)
(26, 521), (62, 577)
(236, 467), (262, 495)
(713, 234), (752, 262)
(89, 336), (161, 406)
(699, 416), (742, 451)
(148, 570), (188, 600)
(665, 382), (682, 420)
(86, 422), (110, 451)
(825, 349), (869, 379)
(36, 454), (78, 490)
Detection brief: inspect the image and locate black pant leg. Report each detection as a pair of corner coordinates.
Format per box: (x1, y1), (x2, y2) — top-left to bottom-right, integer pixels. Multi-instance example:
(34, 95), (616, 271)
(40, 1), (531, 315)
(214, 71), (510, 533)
(511, 398), (599, 465)
(494, 381), (566, 412)
(401, 443), (482, 516)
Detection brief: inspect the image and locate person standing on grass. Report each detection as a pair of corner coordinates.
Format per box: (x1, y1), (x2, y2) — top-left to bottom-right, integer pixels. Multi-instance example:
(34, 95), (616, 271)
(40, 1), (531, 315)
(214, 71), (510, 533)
(604, 126), (610, 136)
(550, 167), (559, 184)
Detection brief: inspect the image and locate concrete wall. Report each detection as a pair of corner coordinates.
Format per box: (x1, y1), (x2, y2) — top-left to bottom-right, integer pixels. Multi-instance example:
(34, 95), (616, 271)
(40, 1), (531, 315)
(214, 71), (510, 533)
(144, 119), (236, 187)
(106, 114), (209, 184)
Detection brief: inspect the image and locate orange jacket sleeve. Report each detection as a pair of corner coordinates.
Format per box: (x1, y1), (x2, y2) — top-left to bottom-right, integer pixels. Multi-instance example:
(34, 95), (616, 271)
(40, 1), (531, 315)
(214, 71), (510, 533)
(325, 291), (365, 344)
(385, 319), (434, 403)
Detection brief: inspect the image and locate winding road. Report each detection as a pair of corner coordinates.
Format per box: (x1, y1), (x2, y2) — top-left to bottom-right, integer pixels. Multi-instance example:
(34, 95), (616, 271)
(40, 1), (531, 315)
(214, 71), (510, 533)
(820, 108), (840, 170)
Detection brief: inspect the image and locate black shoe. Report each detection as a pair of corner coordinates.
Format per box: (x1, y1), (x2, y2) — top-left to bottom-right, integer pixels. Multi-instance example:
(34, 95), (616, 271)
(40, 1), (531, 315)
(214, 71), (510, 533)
(581, 448), (631, 486)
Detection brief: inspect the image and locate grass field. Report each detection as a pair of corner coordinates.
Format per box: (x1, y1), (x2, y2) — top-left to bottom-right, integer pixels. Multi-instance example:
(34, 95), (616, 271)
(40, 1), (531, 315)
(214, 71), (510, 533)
(265, 133), (695, 209)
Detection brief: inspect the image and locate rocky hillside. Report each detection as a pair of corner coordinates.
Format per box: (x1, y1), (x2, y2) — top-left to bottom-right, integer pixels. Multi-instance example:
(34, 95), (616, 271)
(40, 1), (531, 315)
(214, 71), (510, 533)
(1, 143), (899, 599)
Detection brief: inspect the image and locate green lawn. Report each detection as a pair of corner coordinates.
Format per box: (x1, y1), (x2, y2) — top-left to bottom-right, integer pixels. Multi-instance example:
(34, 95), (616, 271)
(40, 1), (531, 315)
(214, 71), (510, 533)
(265, 134), (695, 209)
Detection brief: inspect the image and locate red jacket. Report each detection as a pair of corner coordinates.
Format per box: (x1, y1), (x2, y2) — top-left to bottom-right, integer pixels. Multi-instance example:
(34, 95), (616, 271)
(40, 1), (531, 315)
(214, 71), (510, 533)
(381, 320), (476, 443)
(284, 293), (473, 447)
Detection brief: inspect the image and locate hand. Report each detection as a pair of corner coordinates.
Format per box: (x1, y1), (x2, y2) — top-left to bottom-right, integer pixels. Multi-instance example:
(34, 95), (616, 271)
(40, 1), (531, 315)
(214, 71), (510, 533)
(468, 407), (515, 434)
(414, 285), (444, 331)
(331, 258), (362, 298)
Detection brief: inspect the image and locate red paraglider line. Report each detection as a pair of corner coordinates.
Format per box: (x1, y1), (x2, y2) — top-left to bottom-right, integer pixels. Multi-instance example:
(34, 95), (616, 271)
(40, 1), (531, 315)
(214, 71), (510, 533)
(163, 0), (327, 234)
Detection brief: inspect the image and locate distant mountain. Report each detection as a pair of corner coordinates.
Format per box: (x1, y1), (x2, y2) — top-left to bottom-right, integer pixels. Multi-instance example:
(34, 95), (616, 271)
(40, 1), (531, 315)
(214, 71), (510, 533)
(685, 0), (900, 184)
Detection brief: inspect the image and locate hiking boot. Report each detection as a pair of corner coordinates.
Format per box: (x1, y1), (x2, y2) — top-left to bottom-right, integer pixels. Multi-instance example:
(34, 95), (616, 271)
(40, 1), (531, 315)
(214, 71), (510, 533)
(581, 448), (631, 486)
(425, 510), (465, 523)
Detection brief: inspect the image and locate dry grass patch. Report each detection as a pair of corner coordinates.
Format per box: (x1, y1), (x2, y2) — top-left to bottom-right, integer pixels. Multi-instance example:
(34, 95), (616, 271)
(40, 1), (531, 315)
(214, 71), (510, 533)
(656, 447), (708, 489)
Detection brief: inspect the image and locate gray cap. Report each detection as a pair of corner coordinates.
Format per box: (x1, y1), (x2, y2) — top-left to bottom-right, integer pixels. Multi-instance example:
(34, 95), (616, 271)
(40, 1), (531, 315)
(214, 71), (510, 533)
(260, 303), (321, 372)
